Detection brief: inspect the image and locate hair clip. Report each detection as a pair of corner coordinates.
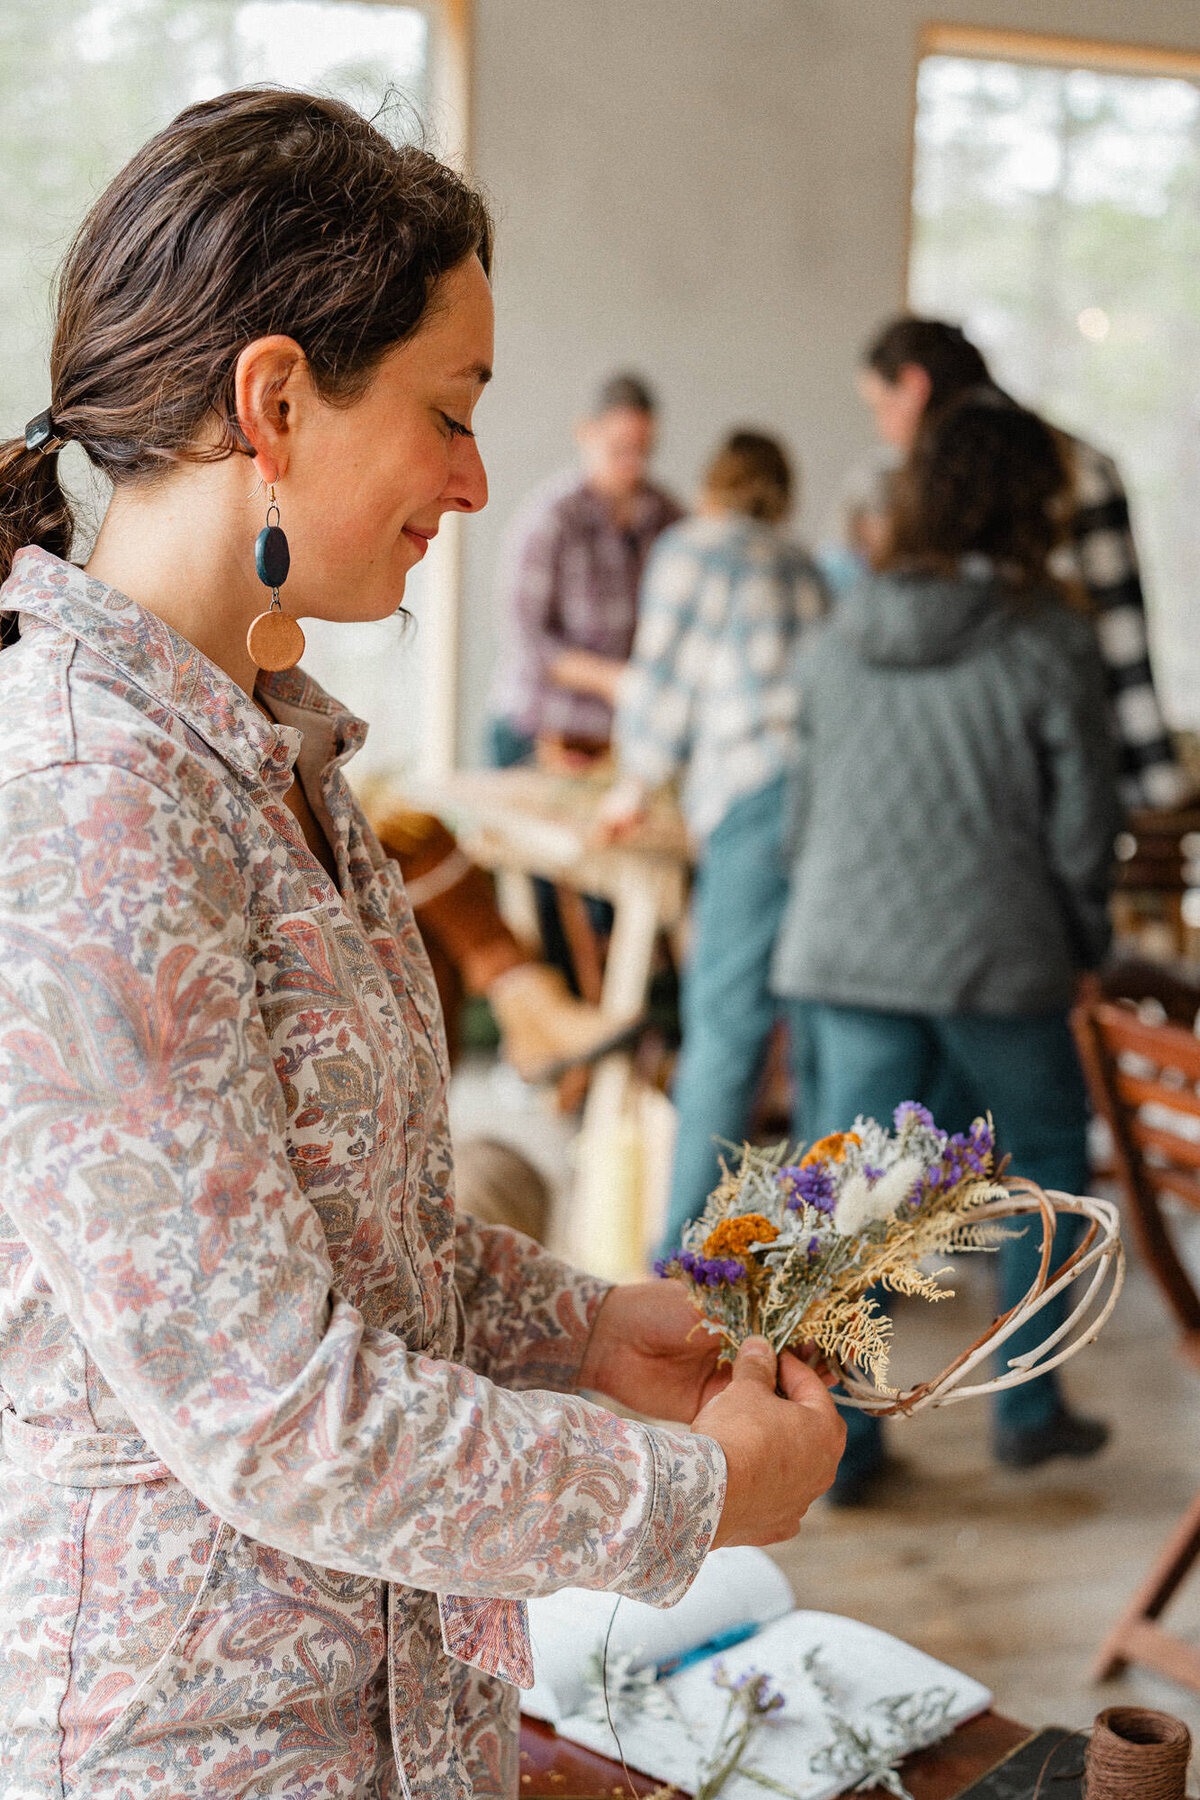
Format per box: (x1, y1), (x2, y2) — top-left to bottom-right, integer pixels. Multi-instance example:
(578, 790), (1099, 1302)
(24, 409), (57, 454)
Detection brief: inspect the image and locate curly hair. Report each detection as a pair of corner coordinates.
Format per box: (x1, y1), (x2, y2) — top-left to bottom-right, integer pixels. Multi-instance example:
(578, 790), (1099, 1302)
(879, 393), (1069, 590)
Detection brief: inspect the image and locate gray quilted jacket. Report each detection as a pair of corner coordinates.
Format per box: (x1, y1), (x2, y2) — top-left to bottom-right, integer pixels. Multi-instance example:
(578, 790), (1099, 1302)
(770, 568), (1122, 1016)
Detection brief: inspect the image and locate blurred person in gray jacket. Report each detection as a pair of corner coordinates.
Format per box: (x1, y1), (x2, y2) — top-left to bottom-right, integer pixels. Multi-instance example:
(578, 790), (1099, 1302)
(852, 315), (1188, 811)
(772, 393), (1122, 1503)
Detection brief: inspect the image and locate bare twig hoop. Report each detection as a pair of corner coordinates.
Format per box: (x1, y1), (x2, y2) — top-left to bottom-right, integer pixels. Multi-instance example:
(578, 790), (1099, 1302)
(831, 1178), (1125, 1415)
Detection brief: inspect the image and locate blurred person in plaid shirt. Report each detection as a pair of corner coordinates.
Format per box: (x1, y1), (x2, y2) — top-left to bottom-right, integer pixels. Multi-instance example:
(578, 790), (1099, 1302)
(488, 372), (683, 772)
(851, 315), (1190, 812)
(487, 374), (684, 992)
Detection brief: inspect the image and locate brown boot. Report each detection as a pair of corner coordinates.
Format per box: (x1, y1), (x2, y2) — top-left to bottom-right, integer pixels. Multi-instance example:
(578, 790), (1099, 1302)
(487, 963), (640, 1085)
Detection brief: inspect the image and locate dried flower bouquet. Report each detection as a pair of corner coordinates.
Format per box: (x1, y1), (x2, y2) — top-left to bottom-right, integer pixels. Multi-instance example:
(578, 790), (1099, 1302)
(655, 1103), (1123, 1412)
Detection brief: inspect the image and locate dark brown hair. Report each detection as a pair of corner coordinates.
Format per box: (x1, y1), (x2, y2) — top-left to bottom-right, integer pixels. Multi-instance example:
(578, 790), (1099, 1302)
(864, 316), (991, 416)
(702, 430), (793, 525)
(593, 372), (657, 417)
(880, 393), (1069, 589)
(0, 88), (492, 589)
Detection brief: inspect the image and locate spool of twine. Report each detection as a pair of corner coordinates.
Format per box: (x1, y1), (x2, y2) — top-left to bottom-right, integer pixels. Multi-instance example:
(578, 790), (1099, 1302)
(1084, 1706), (1191, 1800)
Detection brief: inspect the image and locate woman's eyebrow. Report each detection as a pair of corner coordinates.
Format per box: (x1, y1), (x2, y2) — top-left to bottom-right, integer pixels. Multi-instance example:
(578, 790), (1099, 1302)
(450, 361), (492, 385)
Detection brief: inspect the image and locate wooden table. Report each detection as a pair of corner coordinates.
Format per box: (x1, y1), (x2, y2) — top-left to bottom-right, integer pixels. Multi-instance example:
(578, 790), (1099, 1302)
(414, 767), (694, 1278)
(518, 1709), (1031, 1798)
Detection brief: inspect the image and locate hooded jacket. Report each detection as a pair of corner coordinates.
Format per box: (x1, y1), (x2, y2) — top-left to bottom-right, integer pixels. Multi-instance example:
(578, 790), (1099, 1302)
(770, 567), (1122, 1016)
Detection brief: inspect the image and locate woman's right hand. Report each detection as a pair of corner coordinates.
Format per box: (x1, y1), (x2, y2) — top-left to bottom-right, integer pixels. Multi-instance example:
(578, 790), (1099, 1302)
(695, 1337), (846, 1548)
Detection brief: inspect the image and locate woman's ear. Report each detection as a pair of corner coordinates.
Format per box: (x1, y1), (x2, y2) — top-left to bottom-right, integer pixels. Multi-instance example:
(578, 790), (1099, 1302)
(234, 335), (308, 486)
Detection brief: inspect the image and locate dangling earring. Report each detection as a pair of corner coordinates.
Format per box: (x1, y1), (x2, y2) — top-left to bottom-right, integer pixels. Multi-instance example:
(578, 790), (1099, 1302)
(246, 486), (305, 671)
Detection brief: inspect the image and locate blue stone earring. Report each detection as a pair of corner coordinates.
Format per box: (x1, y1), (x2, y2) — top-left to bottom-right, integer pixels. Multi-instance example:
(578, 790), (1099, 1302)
(246, 486), (305, 671)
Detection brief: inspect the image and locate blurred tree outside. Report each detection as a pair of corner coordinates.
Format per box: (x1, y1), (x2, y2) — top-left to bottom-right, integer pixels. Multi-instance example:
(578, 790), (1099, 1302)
(0, 0), (434, 785)
(910, 54), (1200, 730)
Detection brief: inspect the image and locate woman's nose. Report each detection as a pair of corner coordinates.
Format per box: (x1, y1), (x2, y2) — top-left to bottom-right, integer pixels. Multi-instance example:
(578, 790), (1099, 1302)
(446, 435), (488, 514)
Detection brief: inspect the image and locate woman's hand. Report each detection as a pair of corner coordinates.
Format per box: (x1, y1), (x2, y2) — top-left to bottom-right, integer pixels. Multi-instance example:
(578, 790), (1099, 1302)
(594, 776), (651, 844)
(577, 1279), (733, 1421)
(696, 1337), (846, 1547)
(578, 1290), (845, 1546)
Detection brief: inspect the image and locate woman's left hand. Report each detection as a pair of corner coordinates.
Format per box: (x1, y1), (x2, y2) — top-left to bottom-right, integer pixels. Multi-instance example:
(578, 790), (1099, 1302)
(577, 1280), (731, 1423)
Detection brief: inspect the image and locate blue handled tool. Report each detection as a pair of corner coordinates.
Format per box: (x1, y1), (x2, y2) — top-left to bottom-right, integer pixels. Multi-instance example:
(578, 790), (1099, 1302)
(656, 1621), (760, 1679)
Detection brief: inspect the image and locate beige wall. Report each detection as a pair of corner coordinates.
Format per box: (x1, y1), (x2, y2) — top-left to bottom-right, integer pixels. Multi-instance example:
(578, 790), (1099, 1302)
(458, 0), (1200, 761)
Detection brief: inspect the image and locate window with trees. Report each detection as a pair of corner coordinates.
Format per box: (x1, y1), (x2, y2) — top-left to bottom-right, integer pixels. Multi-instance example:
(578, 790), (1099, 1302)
(909, 28), (1200, 731)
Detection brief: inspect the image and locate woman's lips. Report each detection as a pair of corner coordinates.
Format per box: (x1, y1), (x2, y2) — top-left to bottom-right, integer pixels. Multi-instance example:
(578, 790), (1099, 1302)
(402, 527), (434, 558)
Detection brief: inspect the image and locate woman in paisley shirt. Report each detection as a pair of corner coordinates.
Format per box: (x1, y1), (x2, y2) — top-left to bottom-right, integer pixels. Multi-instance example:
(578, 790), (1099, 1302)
(0, 89), (842, 1800)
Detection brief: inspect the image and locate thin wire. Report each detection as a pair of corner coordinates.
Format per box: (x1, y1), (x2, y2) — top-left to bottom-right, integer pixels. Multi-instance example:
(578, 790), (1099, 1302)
(1028, 1727), (1086, 1799)
(601, 1595), (640, 1798)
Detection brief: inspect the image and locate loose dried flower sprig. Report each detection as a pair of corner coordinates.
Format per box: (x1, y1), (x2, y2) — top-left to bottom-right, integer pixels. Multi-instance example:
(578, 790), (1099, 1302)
(583, 1639), (957, 1800)
(655, 1103), (1008, 1388)
(802, 1648), (957, 1800)
(694, 1664), (796, 1800)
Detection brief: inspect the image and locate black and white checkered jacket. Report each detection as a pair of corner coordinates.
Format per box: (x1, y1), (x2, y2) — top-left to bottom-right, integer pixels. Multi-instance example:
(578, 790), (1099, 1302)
(1054, 434), (1188, 810)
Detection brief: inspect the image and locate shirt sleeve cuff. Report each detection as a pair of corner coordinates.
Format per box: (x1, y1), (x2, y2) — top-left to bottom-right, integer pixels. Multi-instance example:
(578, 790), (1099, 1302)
(611, 1423), (727, 1608)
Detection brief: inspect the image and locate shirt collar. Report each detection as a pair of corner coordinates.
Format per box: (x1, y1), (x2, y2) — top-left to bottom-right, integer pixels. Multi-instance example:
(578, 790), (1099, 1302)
(3, 547), (367, 795)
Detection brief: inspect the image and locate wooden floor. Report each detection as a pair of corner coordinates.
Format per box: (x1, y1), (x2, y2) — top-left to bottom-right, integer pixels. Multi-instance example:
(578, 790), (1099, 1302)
(448, 1058), (1200, 1765)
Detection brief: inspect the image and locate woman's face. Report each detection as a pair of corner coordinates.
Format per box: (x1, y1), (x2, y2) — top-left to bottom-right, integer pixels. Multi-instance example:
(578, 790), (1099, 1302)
(255, 253), (493, 624)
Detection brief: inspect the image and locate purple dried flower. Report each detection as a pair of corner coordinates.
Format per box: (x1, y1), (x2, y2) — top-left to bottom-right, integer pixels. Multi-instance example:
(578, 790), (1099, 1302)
(863, 1164), (884, 1183)
(684, 1254), (748, 1288)
(783, 1161), (836, 1215)
(652, 1257), (670, 1278)
(736, 1670), (787, 1714)
(776, 1165), (803, 1208)
(895, 1100), (935, 1131)
(807, 1235), (820, 1256)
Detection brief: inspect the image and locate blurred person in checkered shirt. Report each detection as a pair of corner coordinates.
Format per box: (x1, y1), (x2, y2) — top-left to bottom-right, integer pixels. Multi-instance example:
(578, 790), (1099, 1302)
(488, 372), (684, 772)
(486, 373), (684, 992)
(601, 431), (828, 1251)
(848, 315), (1190, 813)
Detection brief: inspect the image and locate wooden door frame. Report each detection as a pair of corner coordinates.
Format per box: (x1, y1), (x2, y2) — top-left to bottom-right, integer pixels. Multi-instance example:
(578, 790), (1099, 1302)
(423, 0), (473, 776)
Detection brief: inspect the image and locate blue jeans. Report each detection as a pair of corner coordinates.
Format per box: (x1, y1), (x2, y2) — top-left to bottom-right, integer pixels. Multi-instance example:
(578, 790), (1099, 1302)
(784, 1001), (1091, 1463)
(486, 717), (535, 770)
(661, 776), (789, 1253)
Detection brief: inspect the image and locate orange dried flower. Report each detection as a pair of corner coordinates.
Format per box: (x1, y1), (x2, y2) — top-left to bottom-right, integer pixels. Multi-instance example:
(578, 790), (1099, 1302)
(703, 1214), (779, 1260)
(800, 1131), (861, 1169)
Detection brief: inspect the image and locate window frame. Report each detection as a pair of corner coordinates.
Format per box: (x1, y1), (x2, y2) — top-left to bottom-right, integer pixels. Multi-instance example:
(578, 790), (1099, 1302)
(402, 0), (474, 774)
(903, 25), (1200, 301)
(902, 22), (1200, 732)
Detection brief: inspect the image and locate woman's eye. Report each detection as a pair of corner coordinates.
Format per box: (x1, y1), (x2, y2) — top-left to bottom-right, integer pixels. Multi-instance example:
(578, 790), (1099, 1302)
(440, 412), (474, 440)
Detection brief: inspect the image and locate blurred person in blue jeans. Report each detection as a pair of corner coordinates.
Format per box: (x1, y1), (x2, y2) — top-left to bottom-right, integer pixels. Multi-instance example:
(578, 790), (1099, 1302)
(602, 431), (826, 1251)
(771, 394), (1122, 1503)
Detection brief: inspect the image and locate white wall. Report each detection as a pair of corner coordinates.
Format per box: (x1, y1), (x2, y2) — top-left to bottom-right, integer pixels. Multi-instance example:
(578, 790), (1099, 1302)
(456, 0), (1200, 762)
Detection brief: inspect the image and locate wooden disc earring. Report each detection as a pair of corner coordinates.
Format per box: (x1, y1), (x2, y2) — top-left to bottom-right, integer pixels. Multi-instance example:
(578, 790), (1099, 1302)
(246, 487), (306, 671)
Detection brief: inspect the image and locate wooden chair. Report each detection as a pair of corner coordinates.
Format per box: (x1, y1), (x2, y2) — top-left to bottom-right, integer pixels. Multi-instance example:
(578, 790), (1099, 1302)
(1071, 960), (1200, 1693)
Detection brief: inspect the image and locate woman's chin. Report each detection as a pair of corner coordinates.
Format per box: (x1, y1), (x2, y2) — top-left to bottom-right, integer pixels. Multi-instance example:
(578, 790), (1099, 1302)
(300, 579), (409, 626)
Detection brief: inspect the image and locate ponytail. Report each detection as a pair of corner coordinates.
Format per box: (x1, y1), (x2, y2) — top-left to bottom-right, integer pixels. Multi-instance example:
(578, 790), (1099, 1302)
(0, 436), (74, 598)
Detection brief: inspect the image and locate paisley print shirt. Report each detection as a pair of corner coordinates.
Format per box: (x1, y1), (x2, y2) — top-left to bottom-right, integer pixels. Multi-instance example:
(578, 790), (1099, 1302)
(0, 549), (725, 1800)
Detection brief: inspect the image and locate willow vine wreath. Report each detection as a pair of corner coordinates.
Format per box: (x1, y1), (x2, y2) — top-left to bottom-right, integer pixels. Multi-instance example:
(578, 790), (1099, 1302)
(654, 1104), (1124, 1415)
